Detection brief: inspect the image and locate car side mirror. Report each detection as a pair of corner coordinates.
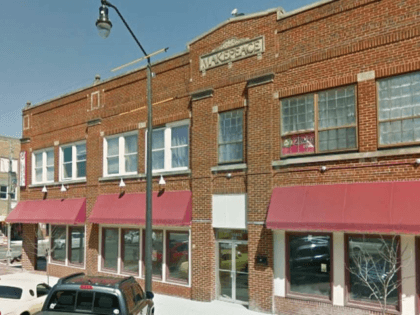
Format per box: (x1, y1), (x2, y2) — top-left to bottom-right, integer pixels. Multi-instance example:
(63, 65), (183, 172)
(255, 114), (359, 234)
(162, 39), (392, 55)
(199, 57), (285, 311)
(146, 291), (154, 300)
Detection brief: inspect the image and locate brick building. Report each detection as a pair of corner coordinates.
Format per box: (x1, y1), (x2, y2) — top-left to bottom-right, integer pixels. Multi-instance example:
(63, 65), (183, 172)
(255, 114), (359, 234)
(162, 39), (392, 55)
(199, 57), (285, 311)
(7, 0), (420, 314)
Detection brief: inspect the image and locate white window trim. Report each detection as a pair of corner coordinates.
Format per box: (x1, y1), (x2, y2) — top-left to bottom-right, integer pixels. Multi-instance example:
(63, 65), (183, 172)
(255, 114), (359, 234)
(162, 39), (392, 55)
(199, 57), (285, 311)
(32, 148), (54, 184)
(103, 131), (138, 177)
(48, 224), (86, 270)
(146, 120), (190, 173)
(98, 224), (191, 287)
(59, 141), (87, 182)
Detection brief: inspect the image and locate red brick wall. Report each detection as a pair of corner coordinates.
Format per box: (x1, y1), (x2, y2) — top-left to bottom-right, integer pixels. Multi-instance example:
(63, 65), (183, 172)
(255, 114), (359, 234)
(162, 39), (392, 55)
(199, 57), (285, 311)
(274, 296), (396, 315)
(18, 0), (420, 313)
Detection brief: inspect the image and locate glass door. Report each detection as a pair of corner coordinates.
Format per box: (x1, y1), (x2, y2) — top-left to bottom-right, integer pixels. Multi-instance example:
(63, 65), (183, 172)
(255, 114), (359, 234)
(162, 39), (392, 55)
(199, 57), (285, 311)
(218, 242), (233, 300)
(235, 243), (248, 303)
(218, 241), (248, 304)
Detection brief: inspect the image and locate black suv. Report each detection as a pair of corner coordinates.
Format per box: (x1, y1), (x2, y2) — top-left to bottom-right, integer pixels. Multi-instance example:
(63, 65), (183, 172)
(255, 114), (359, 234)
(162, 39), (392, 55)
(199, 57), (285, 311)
(38, 273), (154, 315)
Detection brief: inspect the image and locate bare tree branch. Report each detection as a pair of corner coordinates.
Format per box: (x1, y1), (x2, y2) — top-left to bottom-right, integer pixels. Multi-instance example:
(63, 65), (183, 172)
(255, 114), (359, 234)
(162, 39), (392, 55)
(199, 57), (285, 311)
(346, 235), (410, 315)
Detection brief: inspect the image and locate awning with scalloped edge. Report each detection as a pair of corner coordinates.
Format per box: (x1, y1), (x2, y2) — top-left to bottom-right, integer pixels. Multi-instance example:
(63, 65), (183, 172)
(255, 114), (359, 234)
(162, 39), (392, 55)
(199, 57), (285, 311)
(6, 198), (86, 224)
(89, 191), (192, 226)
(266, 181), (420, 234)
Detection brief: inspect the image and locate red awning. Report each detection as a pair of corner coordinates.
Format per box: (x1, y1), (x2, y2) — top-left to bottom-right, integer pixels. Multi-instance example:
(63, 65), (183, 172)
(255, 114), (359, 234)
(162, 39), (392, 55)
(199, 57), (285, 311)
(89, 191), (192, 226)
(6, 198), (86, 224)
(266, 181), (420, 234)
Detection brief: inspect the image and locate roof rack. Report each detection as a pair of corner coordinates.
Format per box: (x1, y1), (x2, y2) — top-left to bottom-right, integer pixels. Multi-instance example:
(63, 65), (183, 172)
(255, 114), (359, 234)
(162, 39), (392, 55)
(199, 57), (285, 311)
(57, 272), (86, 285)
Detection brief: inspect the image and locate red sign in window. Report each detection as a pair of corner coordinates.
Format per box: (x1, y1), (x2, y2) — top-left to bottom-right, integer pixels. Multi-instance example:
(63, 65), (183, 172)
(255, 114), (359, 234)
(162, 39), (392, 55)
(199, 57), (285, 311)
(282, 133), (315, 156)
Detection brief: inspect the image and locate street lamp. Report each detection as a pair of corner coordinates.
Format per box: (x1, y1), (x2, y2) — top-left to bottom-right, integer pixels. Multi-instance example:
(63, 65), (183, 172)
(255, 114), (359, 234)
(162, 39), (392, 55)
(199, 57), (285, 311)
(96, 0), (164, 293)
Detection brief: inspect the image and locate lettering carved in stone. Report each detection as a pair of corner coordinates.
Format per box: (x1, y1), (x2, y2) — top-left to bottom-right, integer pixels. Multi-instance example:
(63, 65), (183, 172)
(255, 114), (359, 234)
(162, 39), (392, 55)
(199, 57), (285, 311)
(200, 36), (265, 72)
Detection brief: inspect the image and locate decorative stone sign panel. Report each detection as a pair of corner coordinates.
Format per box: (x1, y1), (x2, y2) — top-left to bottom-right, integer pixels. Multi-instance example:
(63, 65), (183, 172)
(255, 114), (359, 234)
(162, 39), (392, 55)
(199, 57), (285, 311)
(200, 36), (264, 72)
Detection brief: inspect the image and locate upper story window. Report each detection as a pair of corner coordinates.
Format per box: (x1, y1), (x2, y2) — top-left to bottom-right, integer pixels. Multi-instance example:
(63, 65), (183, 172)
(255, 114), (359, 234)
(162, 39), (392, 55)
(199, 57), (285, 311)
(281, 86), (357, 156)
(0, 186), (7, 200)
(32, 148), (54, 184)
(0, 186), (16, 200)
(218, 110), (243, 164)
(60, 142), (86, 181)
(151, 121), (189, 172)
(378, 72), (420, 146)
(104, 132), (138, 177)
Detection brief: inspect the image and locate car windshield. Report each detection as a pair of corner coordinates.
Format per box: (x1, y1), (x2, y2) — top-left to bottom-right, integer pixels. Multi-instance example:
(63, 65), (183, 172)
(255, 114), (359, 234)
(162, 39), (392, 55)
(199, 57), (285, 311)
(0, 286), (23, 299)
(47, 290), (121, 315)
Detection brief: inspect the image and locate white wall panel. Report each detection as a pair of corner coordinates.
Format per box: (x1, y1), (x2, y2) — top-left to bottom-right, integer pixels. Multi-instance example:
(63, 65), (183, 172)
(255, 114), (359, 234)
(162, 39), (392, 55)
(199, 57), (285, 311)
(401, 235), (416, 315)
(273, 230), (286, 297)
(212, 194), (246, 229)
(333, 232), (345, 306)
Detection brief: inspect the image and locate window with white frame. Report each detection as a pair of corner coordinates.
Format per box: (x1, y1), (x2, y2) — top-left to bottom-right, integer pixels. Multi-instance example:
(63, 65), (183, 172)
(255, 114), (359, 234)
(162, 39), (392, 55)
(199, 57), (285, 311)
(378, 72), (420, 146)
(104, 132), (138, 176)
(151, 121), (189, 172)
(100, 226), (190, 285)
(32, 148), (54, 184)
(60, 142), (86, 181)
(0, 186), (16, 200)
(218, 110), (244, 164)
(281, 86), (357, 156)
(0, 186), (7, 199)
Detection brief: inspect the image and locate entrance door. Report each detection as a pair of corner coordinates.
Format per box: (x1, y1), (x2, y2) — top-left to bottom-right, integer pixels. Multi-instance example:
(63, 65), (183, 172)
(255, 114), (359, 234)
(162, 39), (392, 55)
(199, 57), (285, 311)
(218, 241), (248, 304)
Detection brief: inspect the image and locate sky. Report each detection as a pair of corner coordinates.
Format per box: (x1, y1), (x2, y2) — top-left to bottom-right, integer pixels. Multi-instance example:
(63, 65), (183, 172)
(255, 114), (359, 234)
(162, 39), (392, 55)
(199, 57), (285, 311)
(0, 0), (319, 138)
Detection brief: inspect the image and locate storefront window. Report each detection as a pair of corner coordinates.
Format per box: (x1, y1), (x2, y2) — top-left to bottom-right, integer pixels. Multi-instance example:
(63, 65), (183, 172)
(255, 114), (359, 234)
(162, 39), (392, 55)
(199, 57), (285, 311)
(122, 229), (139, 274)
(51, 225), (66, 262)
(69, 226), (84, 265)
(347, 236), (399, 306)
(167, 232), (189, 283)
(152, 231), (163, 279)
(99, 227), (190, 284)
(102, 228), (118, 271)
(288, 234), (331, 297)
(142, 230), (163, 279)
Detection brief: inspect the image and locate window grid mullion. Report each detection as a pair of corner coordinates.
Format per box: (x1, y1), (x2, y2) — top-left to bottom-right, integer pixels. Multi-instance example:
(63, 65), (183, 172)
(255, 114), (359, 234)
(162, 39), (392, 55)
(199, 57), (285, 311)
(317, 123), (356, 132)
(314, 93), (319, 153)
(72, 145), (76, 180)
(43, 151), (47, 183)
(165, 127), (171, 170)
(119, 136), (124, 174)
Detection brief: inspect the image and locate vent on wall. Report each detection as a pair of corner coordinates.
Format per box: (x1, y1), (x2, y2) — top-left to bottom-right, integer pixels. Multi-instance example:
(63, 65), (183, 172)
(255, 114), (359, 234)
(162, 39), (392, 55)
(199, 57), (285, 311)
(23, 115), (30, 130)
(91, 91), (100, 110)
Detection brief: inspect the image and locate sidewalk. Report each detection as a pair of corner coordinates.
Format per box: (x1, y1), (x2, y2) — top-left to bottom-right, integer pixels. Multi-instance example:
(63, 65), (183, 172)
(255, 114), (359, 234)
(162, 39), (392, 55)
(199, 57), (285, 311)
(153, 294), (264, 315)
(0, 263), (266, 315)
(0, 260), (22, 275)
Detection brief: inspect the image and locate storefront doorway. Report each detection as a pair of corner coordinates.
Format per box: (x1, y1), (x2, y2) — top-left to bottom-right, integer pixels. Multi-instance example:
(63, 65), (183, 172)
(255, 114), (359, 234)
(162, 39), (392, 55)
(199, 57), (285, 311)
(216, 230), (248, 304)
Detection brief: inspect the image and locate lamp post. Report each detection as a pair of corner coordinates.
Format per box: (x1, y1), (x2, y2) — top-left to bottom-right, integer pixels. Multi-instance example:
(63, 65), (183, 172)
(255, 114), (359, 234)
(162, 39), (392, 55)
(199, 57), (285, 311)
(96, 0), (164, 293)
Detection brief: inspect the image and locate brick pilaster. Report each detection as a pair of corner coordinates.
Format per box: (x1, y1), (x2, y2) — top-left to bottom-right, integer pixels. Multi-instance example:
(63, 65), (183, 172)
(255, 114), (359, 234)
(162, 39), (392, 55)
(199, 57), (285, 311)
(246, 79), (275, 312)
(357, 77), (377, 152)
(22, 223), (38, 271)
